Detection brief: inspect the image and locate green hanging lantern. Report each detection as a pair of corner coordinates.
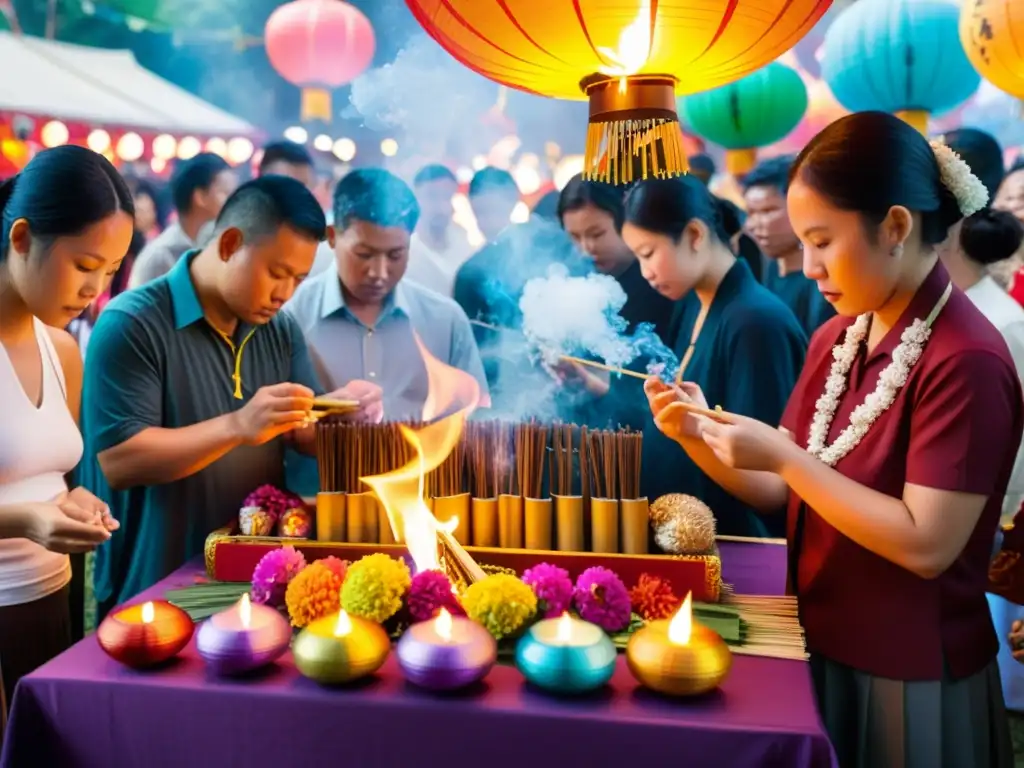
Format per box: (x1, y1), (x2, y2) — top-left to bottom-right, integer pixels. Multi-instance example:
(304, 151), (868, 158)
(679, 62), (808, 176)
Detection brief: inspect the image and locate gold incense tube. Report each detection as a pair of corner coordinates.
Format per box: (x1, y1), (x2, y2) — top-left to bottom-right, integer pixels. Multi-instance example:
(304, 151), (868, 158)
(524, 497), (553, 551)
(553, 495), (584, 552)
(315, 492), (347, 543)
(471, 498), (499, 548)
(433, 493), (471, 545)
(621, 497), (650, 555)
(378, 503), (396, 545)
(590, 498), (620, 553)
(346, 492), (377, 544)
(498, 494), (523, 549)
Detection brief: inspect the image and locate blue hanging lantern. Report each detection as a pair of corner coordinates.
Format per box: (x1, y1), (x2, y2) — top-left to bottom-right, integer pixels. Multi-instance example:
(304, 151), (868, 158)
(822, 0), (981, 133)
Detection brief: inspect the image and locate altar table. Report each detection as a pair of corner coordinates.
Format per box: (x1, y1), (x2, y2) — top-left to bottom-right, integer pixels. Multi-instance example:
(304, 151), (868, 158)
(1, 539), (836, 768)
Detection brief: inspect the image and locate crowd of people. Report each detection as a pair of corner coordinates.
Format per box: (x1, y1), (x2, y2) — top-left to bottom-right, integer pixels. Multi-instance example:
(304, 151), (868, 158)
(2, 112), (1024, 765)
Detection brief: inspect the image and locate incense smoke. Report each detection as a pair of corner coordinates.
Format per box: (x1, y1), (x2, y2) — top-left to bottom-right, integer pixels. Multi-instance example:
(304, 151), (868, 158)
(518, 266), (680, 376)
(347, 34), (501, 161)
(519, 266), (633, 367)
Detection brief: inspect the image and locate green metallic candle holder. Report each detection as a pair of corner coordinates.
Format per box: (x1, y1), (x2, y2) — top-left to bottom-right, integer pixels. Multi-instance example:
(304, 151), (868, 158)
(293, 610), (391, 685)
(515, 613), (616, 695)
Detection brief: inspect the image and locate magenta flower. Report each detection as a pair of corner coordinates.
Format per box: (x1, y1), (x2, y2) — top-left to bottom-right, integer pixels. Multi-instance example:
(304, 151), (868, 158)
(407, 570), (464, 622)
(243, 485), (303, 520)
(251, 546), (307, 608)
(573, 566), (631, 632)
(522, 563), (574, 618)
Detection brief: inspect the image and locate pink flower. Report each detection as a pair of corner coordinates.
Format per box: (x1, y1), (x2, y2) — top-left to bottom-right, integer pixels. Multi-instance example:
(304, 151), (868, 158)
(407, 570), (464, 622)
(522, 563), (573, 618)
(251, 546), (307, 608)
(573, 566), (631, 632)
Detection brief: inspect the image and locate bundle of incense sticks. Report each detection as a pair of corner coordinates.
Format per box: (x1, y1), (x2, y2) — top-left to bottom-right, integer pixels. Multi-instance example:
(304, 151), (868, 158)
(548, 423), (578, 496)
(317, 420), (647, 501)
(586, 428), (618, 500)
(515, 421), (549, 499)
(316, 421), (419, 493)
(465, 420), (516, 498)
(721, 593), (808, 661)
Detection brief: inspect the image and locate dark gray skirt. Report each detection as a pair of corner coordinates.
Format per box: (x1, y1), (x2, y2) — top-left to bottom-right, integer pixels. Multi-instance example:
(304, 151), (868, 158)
(811, 654), (1013, 768)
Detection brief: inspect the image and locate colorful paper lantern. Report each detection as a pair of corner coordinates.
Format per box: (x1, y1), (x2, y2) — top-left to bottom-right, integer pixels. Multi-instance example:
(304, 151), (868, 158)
(680, 63), (808, 176)
(822, 0), (981, 134)
(960, 0), (1024, 100)
(405, 0), (832, 184)
(265, 0), (376, 123)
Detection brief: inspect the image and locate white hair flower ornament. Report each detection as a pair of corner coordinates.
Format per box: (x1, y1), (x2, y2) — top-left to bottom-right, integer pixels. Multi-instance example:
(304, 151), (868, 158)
(929, 137), (989, 217)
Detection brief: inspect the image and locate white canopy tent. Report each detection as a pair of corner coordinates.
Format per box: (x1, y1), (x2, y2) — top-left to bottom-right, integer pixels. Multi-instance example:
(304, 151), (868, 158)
(0, 31), (256, 136)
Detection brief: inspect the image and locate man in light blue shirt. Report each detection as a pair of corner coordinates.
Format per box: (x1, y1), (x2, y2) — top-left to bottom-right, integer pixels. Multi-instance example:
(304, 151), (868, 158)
(285, 167), (487, 427)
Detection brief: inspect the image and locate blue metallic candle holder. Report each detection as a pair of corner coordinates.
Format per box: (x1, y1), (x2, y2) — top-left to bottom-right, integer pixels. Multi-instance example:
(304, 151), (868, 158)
(196, 594), (292, 676)
(515, 612), (617, 695)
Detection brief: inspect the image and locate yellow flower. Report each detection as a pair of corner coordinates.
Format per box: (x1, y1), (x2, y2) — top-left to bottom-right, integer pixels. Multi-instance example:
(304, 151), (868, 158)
(462, 573), (538, 640)
(341, 553), (411, 623)
(285, 561), (343, 628)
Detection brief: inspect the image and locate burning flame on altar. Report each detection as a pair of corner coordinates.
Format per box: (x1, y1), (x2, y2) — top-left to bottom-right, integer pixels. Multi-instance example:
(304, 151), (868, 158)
(669, 592), (693, 645)
(359, 334), (485, 573)
(597, 0), (654, 92)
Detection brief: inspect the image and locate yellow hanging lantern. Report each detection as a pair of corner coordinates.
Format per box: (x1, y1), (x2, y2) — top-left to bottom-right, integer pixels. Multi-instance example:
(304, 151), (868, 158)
(405, 0), (833, 183)
(960, 0), (1024, 100)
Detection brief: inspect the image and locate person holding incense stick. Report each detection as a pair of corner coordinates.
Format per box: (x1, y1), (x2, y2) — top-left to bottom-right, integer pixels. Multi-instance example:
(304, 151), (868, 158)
(557, 175), (674, 429)
(648, 112), (1017, 767)
(80, 176), (379, 617)
(622, 174), (806, 537)
(285, 168), (486, 420)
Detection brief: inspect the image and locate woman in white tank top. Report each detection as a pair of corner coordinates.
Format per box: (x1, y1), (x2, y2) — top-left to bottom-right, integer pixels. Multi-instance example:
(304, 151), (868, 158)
(0, 147), (135, 728)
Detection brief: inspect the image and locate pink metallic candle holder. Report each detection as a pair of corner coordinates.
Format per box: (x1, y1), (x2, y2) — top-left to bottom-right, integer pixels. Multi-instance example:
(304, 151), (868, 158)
(396, 608), (497, 691)
(97, 600), (194, 669)
(196, 593), (292, 676)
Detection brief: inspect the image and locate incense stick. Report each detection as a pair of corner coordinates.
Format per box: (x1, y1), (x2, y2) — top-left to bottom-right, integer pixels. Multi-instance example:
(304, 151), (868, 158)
(560, 355), (648, 381)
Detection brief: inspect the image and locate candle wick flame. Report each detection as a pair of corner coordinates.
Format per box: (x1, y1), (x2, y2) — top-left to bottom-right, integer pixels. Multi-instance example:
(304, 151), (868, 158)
(141, 601), (155, 624)
(555, 611), (573, 644)
(436, 607), (453, 642)
(334, 610), (353, 638)
(668, 592), (692, 645)
(239, 593), (252, 629)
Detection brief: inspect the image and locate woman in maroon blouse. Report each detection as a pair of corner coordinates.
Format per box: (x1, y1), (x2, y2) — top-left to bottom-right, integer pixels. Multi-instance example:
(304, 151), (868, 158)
(647, 112), (1022, 767)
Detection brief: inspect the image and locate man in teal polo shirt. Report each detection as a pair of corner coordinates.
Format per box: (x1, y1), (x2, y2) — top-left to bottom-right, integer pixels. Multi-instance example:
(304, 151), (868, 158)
(81, 175), (380, 613)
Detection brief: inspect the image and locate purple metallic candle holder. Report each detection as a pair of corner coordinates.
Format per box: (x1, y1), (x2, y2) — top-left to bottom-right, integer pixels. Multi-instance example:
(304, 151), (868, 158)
(196, 594), (292, 676)
(396, 608), (497, 691)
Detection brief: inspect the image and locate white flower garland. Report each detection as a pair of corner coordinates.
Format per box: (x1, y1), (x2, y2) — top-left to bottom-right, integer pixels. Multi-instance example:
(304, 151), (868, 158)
(929, 137), (989, 217)
(807, 282), (953, 467)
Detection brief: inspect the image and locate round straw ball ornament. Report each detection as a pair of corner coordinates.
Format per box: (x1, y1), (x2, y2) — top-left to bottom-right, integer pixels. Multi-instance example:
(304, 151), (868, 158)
(651, 494), (716, 555)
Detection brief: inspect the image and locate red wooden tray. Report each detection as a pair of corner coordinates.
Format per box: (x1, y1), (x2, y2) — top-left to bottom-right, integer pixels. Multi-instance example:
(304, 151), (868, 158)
(204, 528), (722, 602)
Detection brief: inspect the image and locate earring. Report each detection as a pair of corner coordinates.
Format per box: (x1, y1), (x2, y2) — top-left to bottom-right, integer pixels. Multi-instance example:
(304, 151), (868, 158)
(891, 243), (904, 258)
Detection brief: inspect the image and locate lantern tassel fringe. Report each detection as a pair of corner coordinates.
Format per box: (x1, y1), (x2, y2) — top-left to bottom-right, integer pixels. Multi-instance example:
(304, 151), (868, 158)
(583, 118), (688, 185)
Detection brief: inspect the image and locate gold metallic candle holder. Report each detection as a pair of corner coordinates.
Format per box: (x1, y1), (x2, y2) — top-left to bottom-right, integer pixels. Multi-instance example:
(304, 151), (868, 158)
(293, 610), (391, 685)
(626, 595), (732, 696)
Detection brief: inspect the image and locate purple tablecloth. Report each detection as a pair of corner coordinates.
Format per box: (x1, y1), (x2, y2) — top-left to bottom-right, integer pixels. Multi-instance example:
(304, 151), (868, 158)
(2, 539), (835, 768)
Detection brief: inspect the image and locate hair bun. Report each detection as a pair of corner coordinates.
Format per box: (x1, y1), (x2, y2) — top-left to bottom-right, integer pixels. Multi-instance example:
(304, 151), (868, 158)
(960, 208), (1024, 266)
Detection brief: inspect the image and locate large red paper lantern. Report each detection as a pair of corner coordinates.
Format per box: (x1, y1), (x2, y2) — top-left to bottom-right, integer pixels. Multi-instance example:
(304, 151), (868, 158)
(265, 0), (376, 123)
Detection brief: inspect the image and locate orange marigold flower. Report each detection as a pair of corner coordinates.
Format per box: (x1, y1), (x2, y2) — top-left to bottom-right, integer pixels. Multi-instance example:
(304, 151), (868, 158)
(285, 561), (343, 627)
(630, 573), (680, 621)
